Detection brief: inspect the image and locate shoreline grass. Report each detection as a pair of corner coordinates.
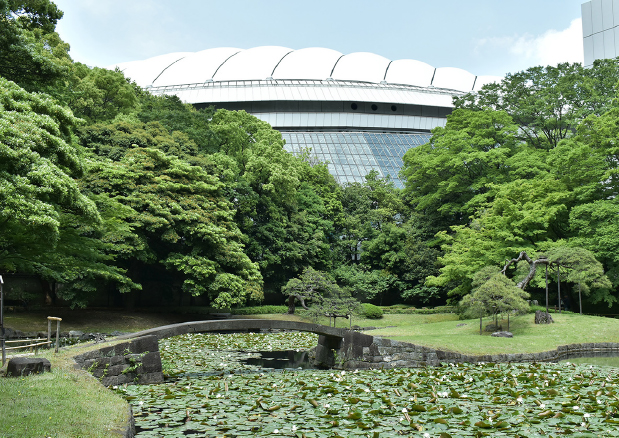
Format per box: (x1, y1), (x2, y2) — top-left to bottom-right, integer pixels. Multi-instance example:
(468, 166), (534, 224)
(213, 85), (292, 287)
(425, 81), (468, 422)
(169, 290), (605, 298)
(0, 342), (130, 438)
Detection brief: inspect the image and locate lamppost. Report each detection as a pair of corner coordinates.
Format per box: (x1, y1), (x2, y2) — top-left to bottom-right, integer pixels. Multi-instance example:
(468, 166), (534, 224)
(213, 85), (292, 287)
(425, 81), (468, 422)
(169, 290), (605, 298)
(1, 275), (4, 366)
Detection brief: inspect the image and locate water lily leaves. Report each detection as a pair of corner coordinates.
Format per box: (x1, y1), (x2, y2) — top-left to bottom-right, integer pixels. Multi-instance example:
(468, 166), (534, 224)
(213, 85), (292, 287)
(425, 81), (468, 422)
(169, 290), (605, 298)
(347, 411), (362, 420)
(121, 332), (619, 437)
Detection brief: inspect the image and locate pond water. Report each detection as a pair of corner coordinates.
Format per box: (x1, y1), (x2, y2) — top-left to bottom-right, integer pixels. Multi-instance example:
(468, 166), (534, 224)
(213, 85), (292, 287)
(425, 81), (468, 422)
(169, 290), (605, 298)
(560, 351), (619, 368)
(120, 332), (619, 437)
(241, 350), (314, 370)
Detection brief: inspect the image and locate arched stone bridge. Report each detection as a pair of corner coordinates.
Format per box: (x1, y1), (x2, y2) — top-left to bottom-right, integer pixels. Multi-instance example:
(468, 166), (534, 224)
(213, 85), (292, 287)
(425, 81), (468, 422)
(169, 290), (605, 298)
(75, 318), (619, 387)
(116, 319), (376, 368)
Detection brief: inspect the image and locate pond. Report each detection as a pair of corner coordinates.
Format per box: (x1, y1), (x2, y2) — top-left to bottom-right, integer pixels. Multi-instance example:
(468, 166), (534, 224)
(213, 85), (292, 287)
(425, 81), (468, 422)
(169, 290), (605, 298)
(118, 332), (619, 437)
(561, 353), (619, 368)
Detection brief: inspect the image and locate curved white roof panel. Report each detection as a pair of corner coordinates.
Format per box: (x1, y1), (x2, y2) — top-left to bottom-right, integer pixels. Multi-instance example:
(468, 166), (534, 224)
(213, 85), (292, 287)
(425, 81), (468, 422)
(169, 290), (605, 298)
(272, 47), (343, 80)
(331, 52), (391, 83)
(212, 46), (292, 81)
(112, 47), (501, 102)
(432, 67), (476, 92)
(111, 52), (191, 87)
(153, 47), (241, 87)
(385, 59), (435, 87)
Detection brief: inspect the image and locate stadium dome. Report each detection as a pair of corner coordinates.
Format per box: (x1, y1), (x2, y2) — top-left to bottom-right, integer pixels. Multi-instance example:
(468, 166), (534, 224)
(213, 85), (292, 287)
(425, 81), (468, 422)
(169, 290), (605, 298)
(112, 47), (501, 187)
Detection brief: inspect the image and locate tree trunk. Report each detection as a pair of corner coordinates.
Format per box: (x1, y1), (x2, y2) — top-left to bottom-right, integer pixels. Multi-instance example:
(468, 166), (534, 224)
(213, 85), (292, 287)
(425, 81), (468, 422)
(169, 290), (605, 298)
(579, 282), (582, 315)
(545, 264), (549, 313)
(287, 295), (296, 314)
(557, 266), (561, 314)
(287, 294), (309, 314)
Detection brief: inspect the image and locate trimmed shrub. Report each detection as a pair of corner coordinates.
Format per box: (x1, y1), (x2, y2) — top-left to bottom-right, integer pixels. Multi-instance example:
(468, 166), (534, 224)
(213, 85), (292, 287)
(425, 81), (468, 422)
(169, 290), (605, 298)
(230, 306), (288, 315)
(382, 306), (456, 315)
(359, 303), (383, 319)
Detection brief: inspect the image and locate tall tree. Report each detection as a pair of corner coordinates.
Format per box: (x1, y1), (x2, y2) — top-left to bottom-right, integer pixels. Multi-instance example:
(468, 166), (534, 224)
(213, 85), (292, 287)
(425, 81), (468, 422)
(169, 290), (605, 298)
(0, 76), (98, 271)
(61, 64), (141, 123)
(454, 60), (619, 150)
(0, 0), (71, 90)
(209, 110), (336, 293)
(78, 118), (263, 308)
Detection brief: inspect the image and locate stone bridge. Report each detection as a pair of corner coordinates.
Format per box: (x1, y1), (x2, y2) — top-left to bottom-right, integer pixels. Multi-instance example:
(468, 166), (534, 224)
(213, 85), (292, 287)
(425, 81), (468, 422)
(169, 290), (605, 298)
(115, 319), (376, 368)
(75, 319), (619, 387)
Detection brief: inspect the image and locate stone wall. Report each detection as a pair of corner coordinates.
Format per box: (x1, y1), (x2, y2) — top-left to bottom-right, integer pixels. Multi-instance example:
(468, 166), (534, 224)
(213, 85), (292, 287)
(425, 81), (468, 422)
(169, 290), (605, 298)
(340, 337), (619, 369)
(73, 335), (163, 387)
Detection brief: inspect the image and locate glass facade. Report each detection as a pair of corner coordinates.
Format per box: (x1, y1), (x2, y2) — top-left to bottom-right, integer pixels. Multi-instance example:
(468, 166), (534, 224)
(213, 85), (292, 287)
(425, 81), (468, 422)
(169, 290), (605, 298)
(281, 131), (432, 188)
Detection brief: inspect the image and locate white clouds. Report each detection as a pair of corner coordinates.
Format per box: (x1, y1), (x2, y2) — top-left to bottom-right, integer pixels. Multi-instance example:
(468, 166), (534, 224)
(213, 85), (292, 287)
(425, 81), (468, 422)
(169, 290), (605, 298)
(476, 18), (584, 70)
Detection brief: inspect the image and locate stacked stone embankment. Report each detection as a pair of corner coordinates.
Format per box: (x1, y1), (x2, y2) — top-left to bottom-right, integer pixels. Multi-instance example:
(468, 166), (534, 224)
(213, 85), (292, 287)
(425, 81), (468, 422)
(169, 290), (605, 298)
(342, 337), (619, 369)
(73, 335), (163, 387)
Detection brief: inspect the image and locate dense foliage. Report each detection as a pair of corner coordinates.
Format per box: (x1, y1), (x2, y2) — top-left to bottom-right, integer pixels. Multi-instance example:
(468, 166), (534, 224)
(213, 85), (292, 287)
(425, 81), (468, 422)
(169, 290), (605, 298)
(402, 60), (619, 307)
(2, 0), (619, 312)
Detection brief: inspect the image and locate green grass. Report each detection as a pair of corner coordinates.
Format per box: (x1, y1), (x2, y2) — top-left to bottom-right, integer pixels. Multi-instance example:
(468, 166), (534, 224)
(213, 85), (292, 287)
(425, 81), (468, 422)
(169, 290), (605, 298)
(0, 345), (129, 437)
(244, 310), (619, 356)
(370, 311), (619, 355)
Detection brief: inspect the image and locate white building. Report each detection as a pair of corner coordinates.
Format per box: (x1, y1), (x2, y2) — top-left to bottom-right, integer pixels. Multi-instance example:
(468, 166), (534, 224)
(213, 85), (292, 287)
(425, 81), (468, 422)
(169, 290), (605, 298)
(582, 0), (619, 66)
(113, 47), (500, 187)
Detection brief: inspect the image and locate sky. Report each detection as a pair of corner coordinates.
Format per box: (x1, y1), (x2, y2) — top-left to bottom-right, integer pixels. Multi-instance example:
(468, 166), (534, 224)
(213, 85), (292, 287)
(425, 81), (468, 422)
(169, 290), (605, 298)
(52, 0), (587, 78)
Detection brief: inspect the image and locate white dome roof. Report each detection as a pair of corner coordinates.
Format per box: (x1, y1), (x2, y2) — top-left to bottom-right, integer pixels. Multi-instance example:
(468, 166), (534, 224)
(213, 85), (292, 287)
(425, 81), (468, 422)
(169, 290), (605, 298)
(115, 52), (192, 87)
(385, 59), (435, 87)
(331, 52), (391, 83)
(109, 47), (498, 93)
(272, 47), (343, 80)
(432, 67), (476, 92)
(153, 47), (241, 87)
(212, 46), (293, 81)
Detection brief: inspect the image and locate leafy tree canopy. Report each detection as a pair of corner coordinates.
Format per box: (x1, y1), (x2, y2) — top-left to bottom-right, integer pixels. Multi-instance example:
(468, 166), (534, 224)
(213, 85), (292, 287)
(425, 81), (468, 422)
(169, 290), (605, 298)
(0, 0), (71, 90)
(60, 64), (141, 123)
(209, 110), (335, 292)
(0, 76), (98, 271)
(454, 60), (619, 150)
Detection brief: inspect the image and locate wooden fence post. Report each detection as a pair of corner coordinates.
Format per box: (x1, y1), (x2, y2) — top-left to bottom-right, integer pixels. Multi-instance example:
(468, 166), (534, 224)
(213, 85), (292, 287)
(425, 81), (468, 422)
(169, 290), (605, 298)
(47, 317), (62, 353)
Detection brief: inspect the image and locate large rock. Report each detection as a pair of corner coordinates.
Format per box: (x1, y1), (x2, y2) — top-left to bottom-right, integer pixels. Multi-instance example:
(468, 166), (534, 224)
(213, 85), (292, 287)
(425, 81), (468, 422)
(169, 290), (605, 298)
(484, 324), (502, 332)
(2, 327), (23, 340)
(6, 357), (51, 377)
(69, 330), (84, 338)
(535, 310), (554, 324)
(491, 331), (513, 338)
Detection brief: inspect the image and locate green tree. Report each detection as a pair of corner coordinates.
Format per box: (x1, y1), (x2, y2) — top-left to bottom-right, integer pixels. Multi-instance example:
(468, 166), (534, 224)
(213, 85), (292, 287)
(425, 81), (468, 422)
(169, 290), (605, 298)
(454, 60), (619, 150)
(79, 121), (263, 308)
(282, 267), (338, 314)
(209, 110), (335, 292)
(137, 93), (216, 154)
(282, 267), (358, 326)
(61, 64), (141, 123)
(401, 109), (519, 230)
(460, 267), (529, 334)
(0, 76), (139, 306)
(0, 0), (71, 90)
(546, 246), (613, 311)
(0, 76), (98, 270)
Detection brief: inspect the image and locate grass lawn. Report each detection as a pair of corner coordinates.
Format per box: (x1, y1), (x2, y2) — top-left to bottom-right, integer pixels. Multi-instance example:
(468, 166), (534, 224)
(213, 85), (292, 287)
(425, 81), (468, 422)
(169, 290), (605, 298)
(0, 344), (130, 438)
(369, 311), (619, 355)
(255, 310), (619, 355)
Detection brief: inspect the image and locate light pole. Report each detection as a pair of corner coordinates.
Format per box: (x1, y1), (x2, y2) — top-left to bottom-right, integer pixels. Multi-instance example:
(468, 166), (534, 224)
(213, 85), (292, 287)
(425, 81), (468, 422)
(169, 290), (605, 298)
(1, 275), (4, 366)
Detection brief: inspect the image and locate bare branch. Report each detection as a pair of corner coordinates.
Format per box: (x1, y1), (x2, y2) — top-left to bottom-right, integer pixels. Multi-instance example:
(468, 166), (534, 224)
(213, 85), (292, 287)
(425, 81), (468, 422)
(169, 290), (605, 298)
(501, 251), (549, 290)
